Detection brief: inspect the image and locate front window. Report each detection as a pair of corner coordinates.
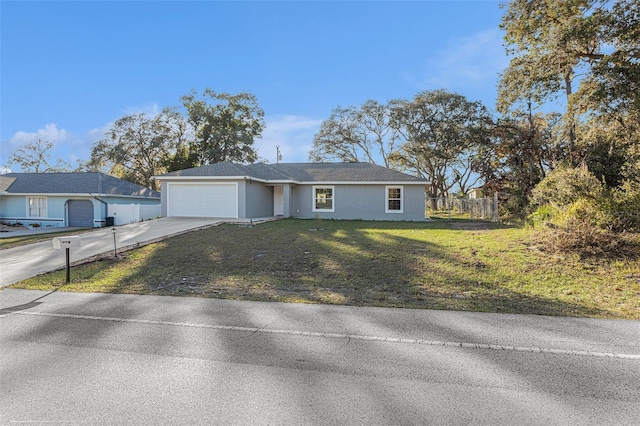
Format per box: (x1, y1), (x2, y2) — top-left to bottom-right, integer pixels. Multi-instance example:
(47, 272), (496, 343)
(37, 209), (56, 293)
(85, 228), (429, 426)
(28, 197), (47, 218)
(386, 186), (403, 213)
(313, 186), (334, 212)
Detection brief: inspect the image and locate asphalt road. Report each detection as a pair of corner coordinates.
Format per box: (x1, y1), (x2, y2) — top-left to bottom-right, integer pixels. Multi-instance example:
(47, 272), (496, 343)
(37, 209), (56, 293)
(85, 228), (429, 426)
(1, 289), (639, 425)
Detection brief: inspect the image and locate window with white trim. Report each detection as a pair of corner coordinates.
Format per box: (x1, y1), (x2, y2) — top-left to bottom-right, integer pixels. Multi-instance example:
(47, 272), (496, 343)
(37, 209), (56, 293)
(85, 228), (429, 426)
(313, 186), (334, 212)
(385, 186), (403, 213)
(28, 197), (47, 218)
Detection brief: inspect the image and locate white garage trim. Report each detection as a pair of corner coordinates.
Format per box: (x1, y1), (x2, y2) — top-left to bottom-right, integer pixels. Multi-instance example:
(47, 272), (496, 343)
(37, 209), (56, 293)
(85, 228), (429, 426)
(167, 182), (238, 218)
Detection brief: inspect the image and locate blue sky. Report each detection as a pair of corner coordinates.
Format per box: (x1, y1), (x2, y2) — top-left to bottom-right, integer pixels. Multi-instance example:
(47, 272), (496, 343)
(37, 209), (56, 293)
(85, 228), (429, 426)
(1, 1), (508, 172)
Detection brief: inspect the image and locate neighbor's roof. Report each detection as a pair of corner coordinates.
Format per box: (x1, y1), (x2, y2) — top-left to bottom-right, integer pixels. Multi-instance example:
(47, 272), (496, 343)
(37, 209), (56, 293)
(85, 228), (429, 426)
(0, 176), (16, 192)
(0, 172), (160, 198)
(157, 161), (429, 184)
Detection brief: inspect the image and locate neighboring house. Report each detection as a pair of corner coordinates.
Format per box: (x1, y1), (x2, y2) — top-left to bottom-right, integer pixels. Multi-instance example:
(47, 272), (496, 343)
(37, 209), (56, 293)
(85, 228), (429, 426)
(467, 187), (484, 199)
(154, 162), (430, 221)
(0, 173), (161, 228)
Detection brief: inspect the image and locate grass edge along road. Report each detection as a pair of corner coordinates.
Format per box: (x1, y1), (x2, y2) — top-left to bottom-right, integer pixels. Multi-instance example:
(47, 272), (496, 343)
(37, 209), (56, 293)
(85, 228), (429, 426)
(0, 228), (91, 250)
(8, 219), (640, 319)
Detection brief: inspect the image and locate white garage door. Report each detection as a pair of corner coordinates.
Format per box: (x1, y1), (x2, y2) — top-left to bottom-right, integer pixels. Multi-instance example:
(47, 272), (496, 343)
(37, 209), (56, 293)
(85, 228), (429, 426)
(168, 183), (238, 218)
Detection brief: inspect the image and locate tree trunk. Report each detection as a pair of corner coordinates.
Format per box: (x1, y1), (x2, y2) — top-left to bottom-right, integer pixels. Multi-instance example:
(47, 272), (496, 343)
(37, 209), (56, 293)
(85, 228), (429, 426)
(565, 70), (576, 164)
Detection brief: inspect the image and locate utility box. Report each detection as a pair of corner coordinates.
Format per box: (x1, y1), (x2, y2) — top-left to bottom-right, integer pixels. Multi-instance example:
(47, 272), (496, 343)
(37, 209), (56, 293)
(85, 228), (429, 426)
(52, 236), (82, 249)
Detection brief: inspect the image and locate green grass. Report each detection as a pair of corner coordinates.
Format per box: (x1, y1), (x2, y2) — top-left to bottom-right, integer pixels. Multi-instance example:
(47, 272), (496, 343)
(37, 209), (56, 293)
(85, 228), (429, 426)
(9, 219), (640, 319)
(0, 228), (91, 250)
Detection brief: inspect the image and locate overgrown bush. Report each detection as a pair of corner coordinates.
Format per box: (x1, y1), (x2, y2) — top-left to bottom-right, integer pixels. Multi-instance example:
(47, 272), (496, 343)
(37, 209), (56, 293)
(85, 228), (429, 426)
(610, 180), (640, 232)
(529, 166), (639, 258)
(531, 165), (604, 209)
(532, 223), (638, 258)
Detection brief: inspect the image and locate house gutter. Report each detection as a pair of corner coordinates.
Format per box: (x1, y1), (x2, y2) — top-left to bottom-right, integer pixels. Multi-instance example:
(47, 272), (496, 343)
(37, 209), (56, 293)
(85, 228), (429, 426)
(90, 193), (109, 227)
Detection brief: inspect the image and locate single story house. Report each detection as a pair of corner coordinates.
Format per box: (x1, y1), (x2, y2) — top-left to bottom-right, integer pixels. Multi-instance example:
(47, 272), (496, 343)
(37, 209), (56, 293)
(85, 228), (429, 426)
(154, 162), (430, 221)
(0, 172), (161, 228)
(467, 187), (485, 199)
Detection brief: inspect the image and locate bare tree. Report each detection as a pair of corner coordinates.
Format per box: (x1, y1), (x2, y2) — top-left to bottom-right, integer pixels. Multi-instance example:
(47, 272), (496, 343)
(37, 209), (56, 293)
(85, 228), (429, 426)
(6, 139), (72, 172)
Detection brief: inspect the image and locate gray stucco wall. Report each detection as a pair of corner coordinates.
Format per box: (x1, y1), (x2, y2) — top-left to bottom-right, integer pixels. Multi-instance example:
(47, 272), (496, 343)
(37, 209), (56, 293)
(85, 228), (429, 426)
(290, 184), (426, 221)
(245, 181), (273, 218)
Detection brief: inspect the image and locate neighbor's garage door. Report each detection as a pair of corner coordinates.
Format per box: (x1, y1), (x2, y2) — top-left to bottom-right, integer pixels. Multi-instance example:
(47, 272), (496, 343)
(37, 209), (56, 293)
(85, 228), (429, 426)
(167, 183), (237, 218)
(68, 200), (94, 227)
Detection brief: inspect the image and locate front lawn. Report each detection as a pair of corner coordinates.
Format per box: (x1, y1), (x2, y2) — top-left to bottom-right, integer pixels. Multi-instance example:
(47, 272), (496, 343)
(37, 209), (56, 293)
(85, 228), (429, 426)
(9, 219), (640, 319)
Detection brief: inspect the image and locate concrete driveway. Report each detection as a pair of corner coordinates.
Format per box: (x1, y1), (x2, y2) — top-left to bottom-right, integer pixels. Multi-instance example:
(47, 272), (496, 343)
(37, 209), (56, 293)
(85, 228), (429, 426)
(0, 217), (225, 287)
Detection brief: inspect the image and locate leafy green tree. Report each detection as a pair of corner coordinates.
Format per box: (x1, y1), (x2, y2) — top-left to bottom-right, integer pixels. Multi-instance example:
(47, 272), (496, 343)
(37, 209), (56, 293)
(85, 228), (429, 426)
(498, 0), (593, 159)
(5, 139), (72, 173)
(576, 118), (635, 188)
(573, 0), (639, 119)
(180, 89), (264, 167)
(88, 107), (188, 190)
(389, 90), (491, 200)
(476, 109), (564, 217)
(498, 0), (639, 164)
(310, 91), (490, 201)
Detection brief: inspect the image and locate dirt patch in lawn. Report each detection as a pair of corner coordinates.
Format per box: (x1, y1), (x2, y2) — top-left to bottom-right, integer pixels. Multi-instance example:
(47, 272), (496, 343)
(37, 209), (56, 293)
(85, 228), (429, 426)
(447, 221), (500, 231)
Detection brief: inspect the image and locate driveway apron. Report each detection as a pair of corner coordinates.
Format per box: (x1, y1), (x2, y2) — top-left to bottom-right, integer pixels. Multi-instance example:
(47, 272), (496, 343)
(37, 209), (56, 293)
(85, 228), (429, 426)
(0, 218), (221, 287)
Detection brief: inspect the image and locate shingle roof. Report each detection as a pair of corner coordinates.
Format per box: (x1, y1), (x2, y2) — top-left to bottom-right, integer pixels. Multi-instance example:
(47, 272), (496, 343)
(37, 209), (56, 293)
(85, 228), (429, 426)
(159, 161), (291, 181)
(1, 173), (160, 198)
(0, 176), (16, 192)
(160, 162), (251, 177)
(157, 161), (428, 183)
(269, 163), (427, 182)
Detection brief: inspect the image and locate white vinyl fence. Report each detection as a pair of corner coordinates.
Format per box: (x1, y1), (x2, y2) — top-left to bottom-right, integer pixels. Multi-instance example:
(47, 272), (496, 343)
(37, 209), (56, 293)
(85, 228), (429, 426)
(108, 204), (161, 225)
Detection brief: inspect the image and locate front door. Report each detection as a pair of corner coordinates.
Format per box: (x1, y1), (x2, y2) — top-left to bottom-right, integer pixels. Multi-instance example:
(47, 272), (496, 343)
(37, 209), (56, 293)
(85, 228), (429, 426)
(273, 186), (284, 216)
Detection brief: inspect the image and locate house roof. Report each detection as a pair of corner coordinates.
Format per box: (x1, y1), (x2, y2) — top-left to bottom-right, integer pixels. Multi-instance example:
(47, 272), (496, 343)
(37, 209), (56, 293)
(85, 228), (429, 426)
(270, 163), (427, 182)
(0, 172), (160, 198)
(0, 176), (16, 192)
(157, 161), (428, 184)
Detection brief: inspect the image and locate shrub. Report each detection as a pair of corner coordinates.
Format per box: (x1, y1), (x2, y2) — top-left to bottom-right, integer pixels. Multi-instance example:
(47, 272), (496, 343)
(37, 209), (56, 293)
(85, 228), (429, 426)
(530, 167), (639, 258)
(531, 165), (604, 209)
(610, 181), (640, 232)
(528, 204), (560, 228)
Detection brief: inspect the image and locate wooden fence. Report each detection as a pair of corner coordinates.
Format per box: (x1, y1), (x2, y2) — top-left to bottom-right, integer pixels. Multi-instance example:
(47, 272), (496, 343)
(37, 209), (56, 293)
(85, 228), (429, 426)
(426, 194), (499, 222)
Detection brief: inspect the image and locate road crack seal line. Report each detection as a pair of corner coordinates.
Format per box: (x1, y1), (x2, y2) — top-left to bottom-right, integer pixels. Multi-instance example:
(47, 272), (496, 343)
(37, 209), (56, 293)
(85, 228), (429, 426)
(6, 310), (640, 360)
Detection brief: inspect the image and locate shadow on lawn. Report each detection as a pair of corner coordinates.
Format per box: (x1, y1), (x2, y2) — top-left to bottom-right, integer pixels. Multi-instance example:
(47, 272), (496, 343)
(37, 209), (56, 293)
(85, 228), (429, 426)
(90, 219), (603, 318)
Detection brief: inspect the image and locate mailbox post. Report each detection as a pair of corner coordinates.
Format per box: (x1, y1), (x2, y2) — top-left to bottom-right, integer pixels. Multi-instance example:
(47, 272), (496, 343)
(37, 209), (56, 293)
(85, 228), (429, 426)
(52, 236), (82, 283)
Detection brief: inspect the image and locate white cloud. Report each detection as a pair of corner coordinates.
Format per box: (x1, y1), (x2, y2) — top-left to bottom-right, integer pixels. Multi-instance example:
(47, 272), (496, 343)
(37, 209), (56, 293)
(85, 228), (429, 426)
(8, 123), (70, 147)
(87, 123), (112, 144)
(1, 123), (94, 171)
(1, 123), (72, 170)
(256, 115), (323, 163)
